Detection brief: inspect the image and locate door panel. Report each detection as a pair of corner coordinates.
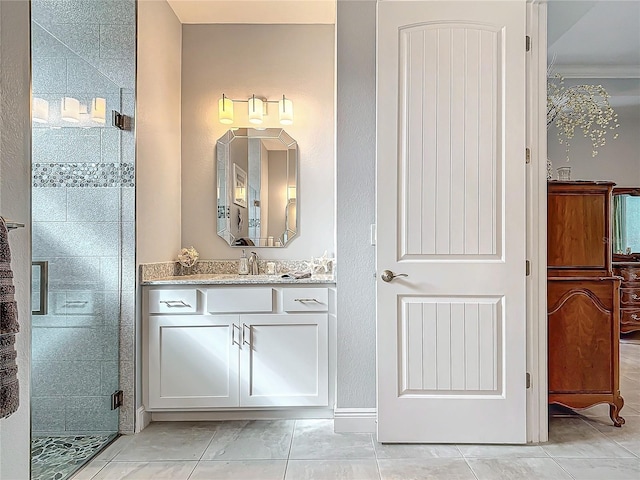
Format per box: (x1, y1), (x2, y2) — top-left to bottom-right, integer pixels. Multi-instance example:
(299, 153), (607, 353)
(240, 314), (328, 407)
(400, 24), (501, 258)
(377, 1), (527, 443)
(400, 297), (502, 394)
(148, 315), (239, 409)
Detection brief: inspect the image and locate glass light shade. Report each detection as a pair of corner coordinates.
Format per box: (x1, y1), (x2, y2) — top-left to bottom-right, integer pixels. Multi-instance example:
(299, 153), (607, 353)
(279, 97), (294, 125)
(61, 97), (80, 123)
(288, 186), (297, 200)
(32, 97), (49, 123)
(91, 97), (106, 124)
(218, 96), (234, 124)
(248, 96), (264, 124)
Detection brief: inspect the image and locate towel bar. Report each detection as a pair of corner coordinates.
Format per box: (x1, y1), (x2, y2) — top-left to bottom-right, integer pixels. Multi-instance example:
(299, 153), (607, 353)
(2, 218), (24, 230)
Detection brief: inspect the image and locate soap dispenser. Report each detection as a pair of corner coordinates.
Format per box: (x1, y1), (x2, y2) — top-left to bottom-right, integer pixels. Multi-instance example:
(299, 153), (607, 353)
(238, 249), (249, 275)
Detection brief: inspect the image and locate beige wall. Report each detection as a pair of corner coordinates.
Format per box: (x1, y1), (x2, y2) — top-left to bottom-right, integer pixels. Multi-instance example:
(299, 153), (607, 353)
(181, 24), (335, 259)
(136, 0), (182, 411)
(548, 106), (640, 187)
(0, 1), (31, 477)
(136, 0), (182, 265)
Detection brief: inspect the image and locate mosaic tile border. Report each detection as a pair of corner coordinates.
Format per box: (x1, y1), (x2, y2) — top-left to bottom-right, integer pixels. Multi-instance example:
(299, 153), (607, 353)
(31, 434), (116, 480)
(140, 259), (333, 282)
(32, 163), (135, 188)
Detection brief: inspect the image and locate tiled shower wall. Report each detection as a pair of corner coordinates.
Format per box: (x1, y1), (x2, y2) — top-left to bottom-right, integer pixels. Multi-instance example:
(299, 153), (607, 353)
(30, 0), (136, 435)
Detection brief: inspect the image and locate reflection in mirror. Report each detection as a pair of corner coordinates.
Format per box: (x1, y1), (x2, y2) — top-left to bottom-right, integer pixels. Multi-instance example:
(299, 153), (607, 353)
(613, 188), (640, 257)
(217, 128), (298, 247)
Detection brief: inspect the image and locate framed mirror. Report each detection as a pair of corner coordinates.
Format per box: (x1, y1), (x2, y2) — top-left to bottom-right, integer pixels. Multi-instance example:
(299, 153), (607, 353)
(613, 187), (640, 261)
(217, 128), (298, 247)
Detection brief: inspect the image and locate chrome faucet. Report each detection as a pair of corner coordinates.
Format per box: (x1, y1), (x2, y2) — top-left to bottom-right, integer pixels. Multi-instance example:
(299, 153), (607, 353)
(249, 251), (259, 275)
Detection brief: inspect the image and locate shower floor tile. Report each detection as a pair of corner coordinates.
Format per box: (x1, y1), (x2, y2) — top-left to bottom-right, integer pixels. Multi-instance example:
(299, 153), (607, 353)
(31, 434), (116, 480)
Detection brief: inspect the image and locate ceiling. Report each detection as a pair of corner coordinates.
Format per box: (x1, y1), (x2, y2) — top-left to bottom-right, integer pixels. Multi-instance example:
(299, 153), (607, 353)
(166, 0), (335, 24)
(548, 0), (640, 111)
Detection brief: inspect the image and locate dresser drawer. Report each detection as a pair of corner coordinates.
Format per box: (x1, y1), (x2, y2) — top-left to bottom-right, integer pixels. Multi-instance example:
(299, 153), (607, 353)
(207, 288), (274, 313)
(621, 308), (640, 327)
(620, 288), (640, 307)
(149, 289), (198, 314)
(283, 288), (329, 312)
(617, 267), (640, 282)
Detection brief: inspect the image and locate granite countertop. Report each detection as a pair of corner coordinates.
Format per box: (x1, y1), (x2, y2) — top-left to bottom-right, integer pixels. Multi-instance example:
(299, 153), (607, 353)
(141, 273), (335, 286)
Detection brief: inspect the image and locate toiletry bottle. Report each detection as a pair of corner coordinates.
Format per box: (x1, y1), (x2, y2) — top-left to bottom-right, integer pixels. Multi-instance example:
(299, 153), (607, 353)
(238, 249), (249, 275)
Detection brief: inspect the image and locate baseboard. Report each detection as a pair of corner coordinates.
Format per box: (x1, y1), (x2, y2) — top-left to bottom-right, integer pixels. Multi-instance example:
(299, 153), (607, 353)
(135, 406), (151, 433)
(150, 408), (335, 422)
(333, 408), (377, 433)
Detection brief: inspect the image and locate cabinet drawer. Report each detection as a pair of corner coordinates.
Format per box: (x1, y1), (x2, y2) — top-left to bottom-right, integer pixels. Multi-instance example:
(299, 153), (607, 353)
(149, 289), (198, 314)
(620, 288), (640, 307)
(207, 288), (273, 313)
(621, 308), (640, 326)
(617, 267), (640, 282)
(283, 288), (329, 312)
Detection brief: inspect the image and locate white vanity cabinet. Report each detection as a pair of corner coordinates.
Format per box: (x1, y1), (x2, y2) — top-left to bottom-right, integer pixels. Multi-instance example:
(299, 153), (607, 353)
(147, 314), (239, 409)
(143, 284), (334, 412)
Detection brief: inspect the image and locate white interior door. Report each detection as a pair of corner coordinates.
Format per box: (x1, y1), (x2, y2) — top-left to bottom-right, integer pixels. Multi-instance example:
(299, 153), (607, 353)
(376, 0), (527, 443)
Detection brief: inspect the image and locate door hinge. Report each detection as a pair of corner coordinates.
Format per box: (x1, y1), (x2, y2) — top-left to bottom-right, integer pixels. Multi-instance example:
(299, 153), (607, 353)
(526, 260), (530, 276)
(526, 36), (531, 52)
(112, 110), (132, 131)
(525, 147), (531, 164)
(526, 372), (531, 389)
(111, 390), (124, 410)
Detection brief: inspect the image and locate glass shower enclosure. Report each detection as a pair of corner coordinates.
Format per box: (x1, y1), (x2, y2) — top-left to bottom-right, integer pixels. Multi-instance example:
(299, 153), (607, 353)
(29, 0), (135, 478)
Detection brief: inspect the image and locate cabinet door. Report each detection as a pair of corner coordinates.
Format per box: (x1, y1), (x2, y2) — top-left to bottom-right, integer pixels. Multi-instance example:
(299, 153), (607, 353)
(148, 315), (239, 409)
(240, 314), (328, 407)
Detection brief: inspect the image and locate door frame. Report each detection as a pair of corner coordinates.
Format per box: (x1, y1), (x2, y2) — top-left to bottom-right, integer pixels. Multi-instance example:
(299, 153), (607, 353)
(526, 0), (548, 443)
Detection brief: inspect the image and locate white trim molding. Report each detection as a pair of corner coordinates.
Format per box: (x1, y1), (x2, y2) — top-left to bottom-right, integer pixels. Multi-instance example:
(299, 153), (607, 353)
(135, 406), (152, 433)
(333, 408), (377, 434)
(526, 0), (549, 444)
(552, 64), (640, 79)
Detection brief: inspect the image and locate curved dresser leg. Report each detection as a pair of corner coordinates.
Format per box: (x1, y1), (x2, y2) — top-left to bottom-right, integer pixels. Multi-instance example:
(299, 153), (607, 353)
(610, 395), (625, 427)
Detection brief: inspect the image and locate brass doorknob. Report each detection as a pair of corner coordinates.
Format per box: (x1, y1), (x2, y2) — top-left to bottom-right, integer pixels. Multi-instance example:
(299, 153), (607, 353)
(381, 270), (408, 282)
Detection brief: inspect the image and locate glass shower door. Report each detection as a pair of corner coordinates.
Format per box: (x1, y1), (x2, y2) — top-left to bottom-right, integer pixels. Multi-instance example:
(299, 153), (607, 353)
(29, 0), (136, 478)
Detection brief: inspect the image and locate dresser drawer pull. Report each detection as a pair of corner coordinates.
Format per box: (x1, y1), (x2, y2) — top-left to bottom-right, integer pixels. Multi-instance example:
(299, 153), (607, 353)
(633, 314), (640, 321)
(633, 294), (640, 301)
(294, 298), (321, 303)
(159, 300), (192, 308)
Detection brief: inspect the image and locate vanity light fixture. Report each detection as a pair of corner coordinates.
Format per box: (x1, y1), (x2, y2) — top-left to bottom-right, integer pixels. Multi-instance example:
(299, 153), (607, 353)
(61, 97), (80, 123)
(91, 97), (106, 124)
(219, 94), (234, 124)
(32, 98), (49, 123)
(248, 95), (264, 124)
(288, 186), (297, 201)
(217, 93), (294, 125)
(279, 95), (294, 125)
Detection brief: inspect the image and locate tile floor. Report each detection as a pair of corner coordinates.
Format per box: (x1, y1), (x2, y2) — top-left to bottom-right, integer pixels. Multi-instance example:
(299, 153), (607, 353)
(71, 340), (640, 480)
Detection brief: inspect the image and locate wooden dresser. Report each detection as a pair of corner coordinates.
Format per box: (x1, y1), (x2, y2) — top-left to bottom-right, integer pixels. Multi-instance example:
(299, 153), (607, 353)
(613, 263), (640, 333)
(612, 187), (640, 334)
(547, 181), (624, 427)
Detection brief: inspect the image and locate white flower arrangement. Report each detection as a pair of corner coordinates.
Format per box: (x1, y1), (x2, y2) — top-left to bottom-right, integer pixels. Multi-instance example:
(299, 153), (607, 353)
(547, 74), (619, 161)
(177, 246), (199, 268)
